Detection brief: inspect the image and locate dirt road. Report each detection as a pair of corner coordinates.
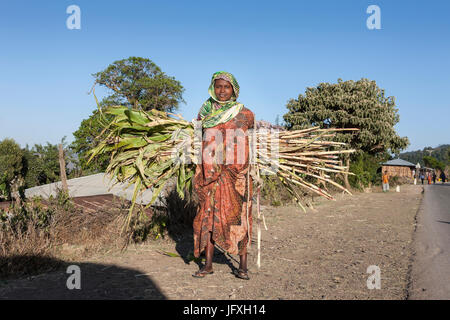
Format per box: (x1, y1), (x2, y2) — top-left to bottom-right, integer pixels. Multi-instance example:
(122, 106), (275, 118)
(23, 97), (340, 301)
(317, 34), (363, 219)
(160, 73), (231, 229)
(0, 185), (422, 300)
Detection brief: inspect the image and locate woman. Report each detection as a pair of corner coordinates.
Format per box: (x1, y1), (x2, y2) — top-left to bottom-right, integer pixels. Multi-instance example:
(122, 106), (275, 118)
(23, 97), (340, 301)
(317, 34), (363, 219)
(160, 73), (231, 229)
(192, 71), (254, 280)
(440, 171), (446, 184)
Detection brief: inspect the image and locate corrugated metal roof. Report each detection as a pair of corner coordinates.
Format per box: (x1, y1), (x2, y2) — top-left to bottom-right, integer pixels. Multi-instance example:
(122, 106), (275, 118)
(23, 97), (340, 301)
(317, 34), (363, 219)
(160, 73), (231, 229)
(381, 158), (416, 167)
(24, 173), (171, 205)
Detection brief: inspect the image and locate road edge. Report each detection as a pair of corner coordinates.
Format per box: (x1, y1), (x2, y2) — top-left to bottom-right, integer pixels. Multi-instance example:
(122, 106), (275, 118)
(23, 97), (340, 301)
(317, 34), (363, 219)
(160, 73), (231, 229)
(405, 186), (425, 300)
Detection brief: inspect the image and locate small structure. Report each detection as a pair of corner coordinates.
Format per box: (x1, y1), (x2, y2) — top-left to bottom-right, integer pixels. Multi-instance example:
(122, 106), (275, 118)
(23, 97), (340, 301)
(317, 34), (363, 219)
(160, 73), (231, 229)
(381, 158), (416, 178)
(24, 173), (169, 206)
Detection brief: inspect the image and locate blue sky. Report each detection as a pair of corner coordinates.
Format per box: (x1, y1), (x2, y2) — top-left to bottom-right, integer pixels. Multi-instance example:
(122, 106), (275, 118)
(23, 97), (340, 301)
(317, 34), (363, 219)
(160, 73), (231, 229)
(0, 0), (449, 152)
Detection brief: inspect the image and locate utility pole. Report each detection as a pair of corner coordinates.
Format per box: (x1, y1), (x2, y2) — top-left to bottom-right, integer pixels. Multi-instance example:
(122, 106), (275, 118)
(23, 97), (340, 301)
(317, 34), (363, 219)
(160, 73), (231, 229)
(58, 144), (69, 193)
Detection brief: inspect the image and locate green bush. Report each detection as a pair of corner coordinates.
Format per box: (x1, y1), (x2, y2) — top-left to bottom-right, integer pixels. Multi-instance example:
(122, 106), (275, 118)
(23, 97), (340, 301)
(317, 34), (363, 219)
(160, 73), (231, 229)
(423, 155), (446, 171)
(390, 176), (400, 187)
(0, 138), (25, 201)
(128, 208), (168, 243)
(261, 175), (291, 206)
(0, 197), (55, 233)
(349, 152), (387, 190)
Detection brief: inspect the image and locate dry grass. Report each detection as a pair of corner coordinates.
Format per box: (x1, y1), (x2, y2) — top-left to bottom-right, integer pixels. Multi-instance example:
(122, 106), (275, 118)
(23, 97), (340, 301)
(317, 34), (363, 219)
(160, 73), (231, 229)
(0, 218), (56, 278)
(0, 193), (131, 279)
(0, 186), (198, 279)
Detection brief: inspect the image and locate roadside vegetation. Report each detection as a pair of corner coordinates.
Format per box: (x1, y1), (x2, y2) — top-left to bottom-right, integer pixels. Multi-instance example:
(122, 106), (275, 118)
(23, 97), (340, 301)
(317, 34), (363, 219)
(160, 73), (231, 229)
(0, 186), (197, 279)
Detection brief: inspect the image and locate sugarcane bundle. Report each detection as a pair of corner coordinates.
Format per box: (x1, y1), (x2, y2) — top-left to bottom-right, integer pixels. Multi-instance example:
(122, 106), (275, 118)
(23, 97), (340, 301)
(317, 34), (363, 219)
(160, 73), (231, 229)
(252, 126), (357, 211)
(88, 105), (357, 231)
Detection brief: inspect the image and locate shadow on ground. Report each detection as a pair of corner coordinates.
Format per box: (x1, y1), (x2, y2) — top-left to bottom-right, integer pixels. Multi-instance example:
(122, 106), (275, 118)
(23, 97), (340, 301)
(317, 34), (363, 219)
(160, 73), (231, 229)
(0, 255), (165, 300)
(162, 188), (242, 275)
(172, 230), (242, 276)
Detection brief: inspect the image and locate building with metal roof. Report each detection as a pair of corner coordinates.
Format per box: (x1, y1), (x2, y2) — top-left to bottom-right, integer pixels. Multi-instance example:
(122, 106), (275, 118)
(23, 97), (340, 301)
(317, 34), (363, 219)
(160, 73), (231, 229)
(381, 159), (416, 167)
(381, 158), (415, 179)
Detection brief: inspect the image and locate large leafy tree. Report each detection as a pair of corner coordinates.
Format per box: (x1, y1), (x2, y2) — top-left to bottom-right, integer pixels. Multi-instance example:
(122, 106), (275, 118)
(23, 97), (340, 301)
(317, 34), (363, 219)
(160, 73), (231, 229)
(283, 78), (409, 188)
(93, 56), (184, 112)
(72, 57), (185, 173)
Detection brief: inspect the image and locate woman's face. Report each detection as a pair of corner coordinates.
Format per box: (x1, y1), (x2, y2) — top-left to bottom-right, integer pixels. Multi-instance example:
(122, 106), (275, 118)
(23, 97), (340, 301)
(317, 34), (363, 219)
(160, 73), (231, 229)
(214, 79), (234, 101)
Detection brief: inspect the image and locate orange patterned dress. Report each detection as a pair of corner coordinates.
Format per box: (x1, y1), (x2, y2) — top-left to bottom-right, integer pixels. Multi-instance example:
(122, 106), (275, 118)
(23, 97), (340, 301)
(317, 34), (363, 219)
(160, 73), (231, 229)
(193, 107), (254, 257)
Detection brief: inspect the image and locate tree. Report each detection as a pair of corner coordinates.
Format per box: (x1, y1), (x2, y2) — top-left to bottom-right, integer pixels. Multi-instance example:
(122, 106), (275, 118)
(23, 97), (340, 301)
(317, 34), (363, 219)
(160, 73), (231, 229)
(423, 155), (445, 171)
(21, 137), (73, 189)
(400, 144), (450, 166)
(72, 57), (185, 173)
(22, 142), (64, 188)
(283, 78), (409, 189)
(0, 138), (25, 200)
(93, 56), (185, 112)
(348, 152), (385, 190)
(71, 109), (112, 173)
(0, 138), (72, 200)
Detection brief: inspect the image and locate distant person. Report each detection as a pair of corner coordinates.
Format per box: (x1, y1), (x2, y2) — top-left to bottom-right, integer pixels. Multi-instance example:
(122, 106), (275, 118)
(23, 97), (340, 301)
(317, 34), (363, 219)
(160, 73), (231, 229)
(427, 173), (432, 184)
(440, 172), (446, 184)
(432, 172), (436, 184)
(382, 171), (390, 192)
(420, 173), (425, 185)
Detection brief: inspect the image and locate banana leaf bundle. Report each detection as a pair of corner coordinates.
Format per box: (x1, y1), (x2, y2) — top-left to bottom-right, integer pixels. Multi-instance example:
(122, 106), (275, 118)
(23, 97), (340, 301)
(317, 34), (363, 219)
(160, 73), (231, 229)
(88, 106), (196, 230)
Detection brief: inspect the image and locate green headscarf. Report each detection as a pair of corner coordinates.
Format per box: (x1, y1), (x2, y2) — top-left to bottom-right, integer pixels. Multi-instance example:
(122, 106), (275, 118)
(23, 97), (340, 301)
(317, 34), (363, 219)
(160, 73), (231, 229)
(198, 71), (244, 128)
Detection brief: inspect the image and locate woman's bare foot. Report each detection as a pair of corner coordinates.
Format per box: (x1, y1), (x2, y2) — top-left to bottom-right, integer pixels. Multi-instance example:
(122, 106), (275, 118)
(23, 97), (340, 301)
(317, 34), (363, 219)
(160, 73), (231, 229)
(192, 267), (214, 278)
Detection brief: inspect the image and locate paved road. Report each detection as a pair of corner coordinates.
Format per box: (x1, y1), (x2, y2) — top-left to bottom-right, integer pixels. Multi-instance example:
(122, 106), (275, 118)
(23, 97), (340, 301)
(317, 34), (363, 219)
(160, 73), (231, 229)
(409, 183), (450, 299)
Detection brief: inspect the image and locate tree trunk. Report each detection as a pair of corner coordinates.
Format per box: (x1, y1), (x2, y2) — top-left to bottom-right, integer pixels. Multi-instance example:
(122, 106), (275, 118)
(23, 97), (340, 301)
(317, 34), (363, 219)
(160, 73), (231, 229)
(10, 176), (24, 207)
(343, 158), (351, 191)
(59, 144), (69, 193)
